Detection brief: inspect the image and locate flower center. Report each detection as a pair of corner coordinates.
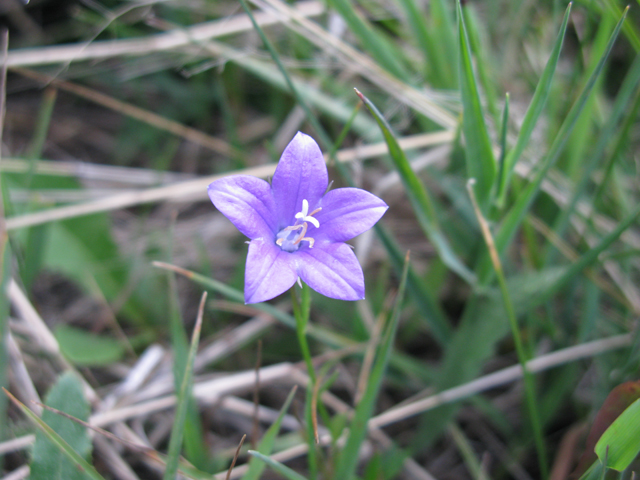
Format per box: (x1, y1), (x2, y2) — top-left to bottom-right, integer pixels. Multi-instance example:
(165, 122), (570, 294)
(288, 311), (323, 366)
(276, 199), (321, 252)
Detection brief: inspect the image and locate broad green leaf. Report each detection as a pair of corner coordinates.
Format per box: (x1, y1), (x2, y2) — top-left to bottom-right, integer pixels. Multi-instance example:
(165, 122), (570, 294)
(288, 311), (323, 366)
(356, 89), (476, 285)
(596, 397), (640, 471)
(30, 372), (96, 480)
(334, 251), (409, 479)
(496, 3), (572, 205)
(457, 0), (496, 211)
(55, 325), (125, 366)
(574, 381), (640, 478)
(242, 386), (297, 480)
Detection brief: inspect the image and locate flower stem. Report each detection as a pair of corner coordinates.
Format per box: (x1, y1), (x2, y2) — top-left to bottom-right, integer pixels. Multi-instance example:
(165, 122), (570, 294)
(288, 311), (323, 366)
(467, 180), (548, 480)
(291, 283), (316, 383)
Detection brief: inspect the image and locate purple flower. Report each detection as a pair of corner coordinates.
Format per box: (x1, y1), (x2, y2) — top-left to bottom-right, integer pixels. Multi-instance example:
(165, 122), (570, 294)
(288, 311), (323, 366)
(208, 132), (388, 304)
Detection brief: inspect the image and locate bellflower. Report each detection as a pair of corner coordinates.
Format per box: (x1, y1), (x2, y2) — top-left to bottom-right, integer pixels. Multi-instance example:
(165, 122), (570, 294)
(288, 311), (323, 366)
(208, 132), (388, 304)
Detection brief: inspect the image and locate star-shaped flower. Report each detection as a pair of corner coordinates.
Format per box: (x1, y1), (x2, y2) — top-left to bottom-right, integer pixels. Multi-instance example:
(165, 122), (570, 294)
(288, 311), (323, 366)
(208, 132), (388, 304)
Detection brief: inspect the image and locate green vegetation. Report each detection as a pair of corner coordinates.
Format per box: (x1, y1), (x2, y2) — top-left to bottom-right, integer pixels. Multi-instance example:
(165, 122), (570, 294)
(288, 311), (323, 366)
(2, 0), (640, 479)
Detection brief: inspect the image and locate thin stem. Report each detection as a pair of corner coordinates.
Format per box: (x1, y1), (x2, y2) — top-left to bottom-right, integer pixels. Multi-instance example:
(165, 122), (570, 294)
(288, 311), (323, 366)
(467, 179), (548, 480)
(291, 283), (316, 383)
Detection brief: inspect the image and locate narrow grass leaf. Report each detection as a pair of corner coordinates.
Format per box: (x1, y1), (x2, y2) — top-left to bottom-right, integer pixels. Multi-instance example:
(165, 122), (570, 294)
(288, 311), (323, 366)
(595, 397), (640, 471)
(457, 0), (496, 211)
(463, 6), (498, 122)
(247, 450), (309, 480)
(356, 89), (476, 284)
(328, 111), (452, 343)
(163, 292), (207, 480)
(496, 3), (571, 205)
(428, 0), (458, 87)
(495, 93), (510, 196)
(242, 386), (298, 480)
(334, 251), (410, 479)
(480, 7), (628, 282)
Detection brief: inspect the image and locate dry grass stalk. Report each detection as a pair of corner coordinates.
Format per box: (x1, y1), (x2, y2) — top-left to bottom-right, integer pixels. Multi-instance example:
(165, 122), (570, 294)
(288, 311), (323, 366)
(6, 1), (326, 67)
(5, 131), (453, 231)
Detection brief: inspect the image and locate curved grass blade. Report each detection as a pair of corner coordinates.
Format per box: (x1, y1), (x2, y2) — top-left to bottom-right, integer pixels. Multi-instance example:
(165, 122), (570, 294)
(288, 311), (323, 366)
(246, 450), (309, 480)
(242, 386), (298, 480)
(457, 0), (496, 211)
(356, 89), (476, 284)
(496, 3), (572, 206)
(163, 292), (206, 480)
(3, 387), (106, 480)
(334, 251), (410, 479)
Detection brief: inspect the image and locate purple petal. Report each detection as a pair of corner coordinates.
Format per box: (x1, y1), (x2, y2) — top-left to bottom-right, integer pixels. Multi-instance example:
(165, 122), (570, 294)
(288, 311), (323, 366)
(313, 188), (388, 242)
(272, 132), (328, 228)
(208, 176), (277, 240)
(245, 238), (298, 304)
(297, 243), (365, 301)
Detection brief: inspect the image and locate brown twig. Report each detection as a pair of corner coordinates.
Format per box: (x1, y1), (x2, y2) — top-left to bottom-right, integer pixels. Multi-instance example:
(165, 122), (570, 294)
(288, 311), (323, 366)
(226, 434), (246, 480)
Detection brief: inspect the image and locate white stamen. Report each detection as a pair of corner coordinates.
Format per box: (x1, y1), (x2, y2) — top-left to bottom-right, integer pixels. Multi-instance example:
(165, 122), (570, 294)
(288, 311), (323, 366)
(294, 199), (321, 228)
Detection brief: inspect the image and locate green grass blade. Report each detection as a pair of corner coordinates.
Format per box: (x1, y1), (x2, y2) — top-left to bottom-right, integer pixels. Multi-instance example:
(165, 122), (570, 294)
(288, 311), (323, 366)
(247, 450), (309, 480)
(163, 292), (206, 480)
(396, 0), (455, 87)
(496, 3), (572, 206)
(480, 6), (628, 282)
(545, 51), (640, 261)
(495, 93), (510, 198)
(457, 0), (496, 211)
(591, 88), (640, 219)
(328, 108), (452, 343)
(326, 0), (409, 80)
(429, 0), (458, 87)
(334, 251), (410, 479)
(603, 0), (640, 51)
(463, 6), (498, 122)
(356, 89), (476, 284)
(4, 386), (105, 480)
(595, 397), (640, 472)
(242, 386), (298, 480)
